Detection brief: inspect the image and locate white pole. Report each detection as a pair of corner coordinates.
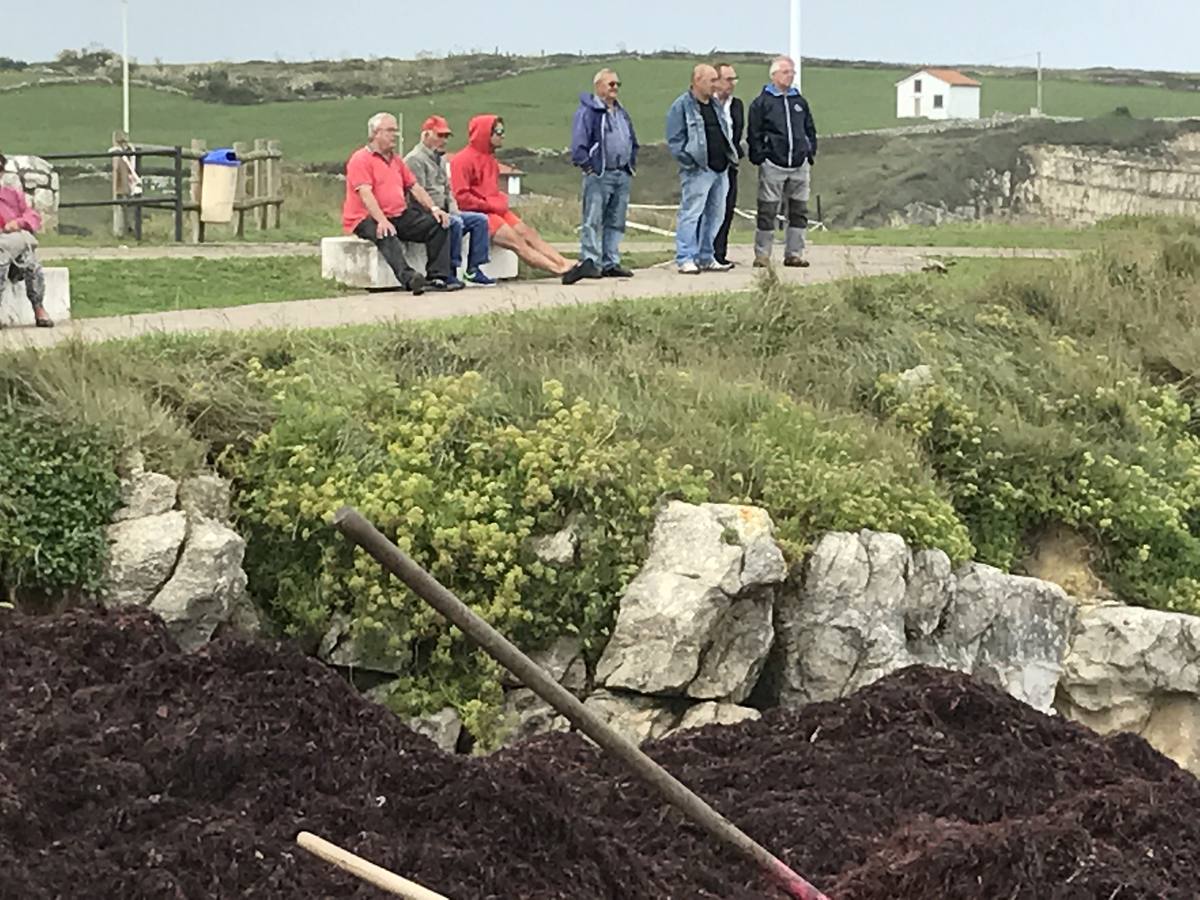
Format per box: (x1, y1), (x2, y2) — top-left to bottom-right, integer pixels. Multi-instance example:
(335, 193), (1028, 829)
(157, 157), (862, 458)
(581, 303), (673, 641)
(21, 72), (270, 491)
(121, 0), (130, 135)
(789, 0), (802, 90)
(1036, 50), (1043, 115)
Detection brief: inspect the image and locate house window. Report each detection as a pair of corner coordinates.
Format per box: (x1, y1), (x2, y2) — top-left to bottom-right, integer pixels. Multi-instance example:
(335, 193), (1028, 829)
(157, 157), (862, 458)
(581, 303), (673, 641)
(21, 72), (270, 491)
(914, 79), (922, 94)
(933, 94), (944, 109)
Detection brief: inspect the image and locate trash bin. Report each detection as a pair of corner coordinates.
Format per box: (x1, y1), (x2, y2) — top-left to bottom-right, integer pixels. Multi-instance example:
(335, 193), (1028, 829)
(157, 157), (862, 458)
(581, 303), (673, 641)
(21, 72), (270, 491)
(200, 148), (240, 224)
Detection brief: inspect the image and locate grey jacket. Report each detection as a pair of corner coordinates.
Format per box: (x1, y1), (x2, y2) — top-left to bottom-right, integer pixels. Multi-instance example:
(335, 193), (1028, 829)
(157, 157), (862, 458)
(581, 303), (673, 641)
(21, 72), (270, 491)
(403, 141), (459, 214)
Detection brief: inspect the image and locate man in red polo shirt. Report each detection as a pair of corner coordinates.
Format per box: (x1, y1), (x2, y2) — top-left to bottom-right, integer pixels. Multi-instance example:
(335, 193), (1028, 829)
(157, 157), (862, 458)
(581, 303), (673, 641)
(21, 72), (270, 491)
(343, 112), (462, 293)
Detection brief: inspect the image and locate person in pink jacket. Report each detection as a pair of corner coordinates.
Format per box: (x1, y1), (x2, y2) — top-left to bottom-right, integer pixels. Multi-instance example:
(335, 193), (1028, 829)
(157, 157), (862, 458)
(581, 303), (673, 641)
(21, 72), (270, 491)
(0, 153), (52, 327)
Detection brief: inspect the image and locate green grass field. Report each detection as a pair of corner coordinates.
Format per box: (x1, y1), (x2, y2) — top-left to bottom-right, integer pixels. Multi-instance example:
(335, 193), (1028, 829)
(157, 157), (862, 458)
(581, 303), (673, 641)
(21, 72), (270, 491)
(5, 59), (1200, 164)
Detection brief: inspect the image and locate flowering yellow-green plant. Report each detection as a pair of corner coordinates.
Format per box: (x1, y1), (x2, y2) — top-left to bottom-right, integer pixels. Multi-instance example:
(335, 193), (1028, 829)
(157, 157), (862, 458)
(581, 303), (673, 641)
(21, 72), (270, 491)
(229, 366), (709, 738)
(877, 370), (1200, 613)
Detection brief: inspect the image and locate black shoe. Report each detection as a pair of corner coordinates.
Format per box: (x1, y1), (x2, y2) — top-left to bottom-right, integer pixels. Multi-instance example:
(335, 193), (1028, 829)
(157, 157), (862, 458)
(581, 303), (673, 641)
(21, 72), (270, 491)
(602, 265), (634, 278)
(714, 258), (736, 270)
(405, 273), (426, 295)
(427, 277), (464, 292)
(562, 258), (600, 285)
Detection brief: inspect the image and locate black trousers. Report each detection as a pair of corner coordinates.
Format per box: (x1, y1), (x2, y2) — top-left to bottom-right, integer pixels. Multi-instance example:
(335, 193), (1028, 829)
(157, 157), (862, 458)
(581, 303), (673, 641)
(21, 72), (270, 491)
(354, 208), (451, 285)
(713, 164), (739, 264)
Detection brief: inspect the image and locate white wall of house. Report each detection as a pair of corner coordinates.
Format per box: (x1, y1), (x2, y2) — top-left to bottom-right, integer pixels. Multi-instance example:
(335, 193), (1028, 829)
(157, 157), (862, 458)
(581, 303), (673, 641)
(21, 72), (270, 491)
(948, 86), (981, 120)
(895, 73), (981, 121)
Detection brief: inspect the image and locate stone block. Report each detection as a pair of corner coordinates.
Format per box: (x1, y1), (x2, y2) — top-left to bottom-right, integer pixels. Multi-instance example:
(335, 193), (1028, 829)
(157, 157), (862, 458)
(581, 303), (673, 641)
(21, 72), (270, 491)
(0, 267), (70, 327)
(321, 234), (518, 290)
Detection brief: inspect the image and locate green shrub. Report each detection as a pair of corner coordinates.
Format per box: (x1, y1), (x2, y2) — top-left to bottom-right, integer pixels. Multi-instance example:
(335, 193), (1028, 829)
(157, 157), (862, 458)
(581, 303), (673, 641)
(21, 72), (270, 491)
(0, 414), (120, 599)
(744, 398), (974, 561)
(877, 372), (1200, 612)
(228, 365), (709, 741)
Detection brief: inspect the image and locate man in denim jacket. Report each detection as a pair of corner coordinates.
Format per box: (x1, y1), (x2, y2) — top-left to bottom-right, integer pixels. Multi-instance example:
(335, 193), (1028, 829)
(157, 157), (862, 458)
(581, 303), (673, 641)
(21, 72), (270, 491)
(568, 68), (639, 283)
(666, 64), (737, 274)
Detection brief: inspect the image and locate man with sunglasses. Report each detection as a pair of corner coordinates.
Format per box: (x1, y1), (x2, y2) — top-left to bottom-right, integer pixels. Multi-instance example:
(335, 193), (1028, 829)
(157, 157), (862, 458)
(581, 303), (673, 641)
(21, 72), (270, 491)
(713, 62), (746, 268)
(567, 68), (639, 284)
(451, 115), (576, 280)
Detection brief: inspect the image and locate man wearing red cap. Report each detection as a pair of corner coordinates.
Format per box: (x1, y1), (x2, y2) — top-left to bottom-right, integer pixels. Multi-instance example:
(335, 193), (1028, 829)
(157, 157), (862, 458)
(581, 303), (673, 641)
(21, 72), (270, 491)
(405, 115), (493, 287)
(342, 112), (462, 294)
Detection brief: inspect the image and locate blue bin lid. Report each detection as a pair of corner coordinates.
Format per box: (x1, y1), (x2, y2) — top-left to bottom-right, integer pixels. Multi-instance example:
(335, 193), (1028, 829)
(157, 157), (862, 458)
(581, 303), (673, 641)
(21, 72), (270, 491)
(202, 148), (239, 166)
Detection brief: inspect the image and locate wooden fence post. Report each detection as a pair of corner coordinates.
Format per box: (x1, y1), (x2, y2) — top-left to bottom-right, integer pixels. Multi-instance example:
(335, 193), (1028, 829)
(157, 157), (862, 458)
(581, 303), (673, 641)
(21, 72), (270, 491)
(190, 138), (206, 244)
(253, 138), (267, 230)
(232, 140), (248, 238)
(267, 139), (282, 228)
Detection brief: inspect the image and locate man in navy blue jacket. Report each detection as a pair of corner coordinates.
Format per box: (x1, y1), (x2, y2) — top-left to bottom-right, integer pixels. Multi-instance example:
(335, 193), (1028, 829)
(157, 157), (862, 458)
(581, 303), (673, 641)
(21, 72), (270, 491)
(747, 55), (818, 267)
(566, 68), (639, 284)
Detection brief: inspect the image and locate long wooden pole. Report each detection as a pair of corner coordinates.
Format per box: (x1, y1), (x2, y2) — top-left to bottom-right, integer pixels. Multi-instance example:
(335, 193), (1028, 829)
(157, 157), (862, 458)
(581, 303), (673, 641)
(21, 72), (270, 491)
(332, 507), (830, 900)
(297, 832), (449, 900)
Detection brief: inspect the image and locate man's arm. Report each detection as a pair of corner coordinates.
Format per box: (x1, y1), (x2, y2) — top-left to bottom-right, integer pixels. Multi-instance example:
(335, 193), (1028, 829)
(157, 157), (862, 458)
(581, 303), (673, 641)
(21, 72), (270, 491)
(746, 98), (765, 166)
(355, 185), (397, 237)
(665, 98), (695, 168)
(409, 182), (450, 227)
(570, 106), (594, 171)
(628, 112), (640, 174)
(804, 100), (818, 164)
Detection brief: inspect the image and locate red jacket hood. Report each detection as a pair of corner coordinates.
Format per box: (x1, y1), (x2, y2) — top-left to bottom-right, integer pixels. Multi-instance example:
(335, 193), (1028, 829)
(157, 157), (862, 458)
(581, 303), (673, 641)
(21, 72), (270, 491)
(467, 115), (500, 155)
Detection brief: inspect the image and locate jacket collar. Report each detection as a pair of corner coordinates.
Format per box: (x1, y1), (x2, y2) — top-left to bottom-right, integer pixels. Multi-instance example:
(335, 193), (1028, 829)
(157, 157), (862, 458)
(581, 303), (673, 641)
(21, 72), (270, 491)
(764, 83), (800, 98)
(411, 141), (444, 161)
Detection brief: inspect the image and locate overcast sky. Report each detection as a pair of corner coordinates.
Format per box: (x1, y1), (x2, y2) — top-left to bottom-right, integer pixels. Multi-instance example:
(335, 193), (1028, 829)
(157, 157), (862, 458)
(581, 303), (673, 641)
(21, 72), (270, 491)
(5, 1), (1198, 72)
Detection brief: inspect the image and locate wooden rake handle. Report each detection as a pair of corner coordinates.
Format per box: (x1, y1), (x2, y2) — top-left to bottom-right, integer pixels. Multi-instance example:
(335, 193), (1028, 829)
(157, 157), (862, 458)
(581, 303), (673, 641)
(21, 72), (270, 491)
(297, 832), (450, 900)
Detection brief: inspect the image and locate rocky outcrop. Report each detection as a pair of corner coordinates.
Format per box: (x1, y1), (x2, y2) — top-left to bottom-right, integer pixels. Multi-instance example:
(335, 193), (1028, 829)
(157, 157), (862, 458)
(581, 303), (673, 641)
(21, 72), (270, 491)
(104, 467), (256, 651)
(1056, 603), (1200, 773)
(1014, 135), (1200, 224)
(595, 502), (782, 704)
(769, 531), (1076, 713)
(317, 614), (409, 674)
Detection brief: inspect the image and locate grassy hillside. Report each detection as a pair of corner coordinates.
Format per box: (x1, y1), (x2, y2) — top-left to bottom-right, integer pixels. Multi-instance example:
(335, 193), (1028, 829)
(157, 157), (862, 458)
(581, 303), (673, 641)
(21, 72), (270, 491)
(4, 59), (1200, 164)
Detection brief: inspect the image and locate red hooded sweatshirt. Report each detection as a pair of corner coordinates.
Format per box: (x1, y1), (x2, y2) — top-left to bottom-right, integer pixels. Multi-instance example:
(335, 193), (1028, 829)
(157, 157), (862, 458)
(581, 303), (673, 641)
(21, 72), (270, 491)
(450, 114), (509, 216)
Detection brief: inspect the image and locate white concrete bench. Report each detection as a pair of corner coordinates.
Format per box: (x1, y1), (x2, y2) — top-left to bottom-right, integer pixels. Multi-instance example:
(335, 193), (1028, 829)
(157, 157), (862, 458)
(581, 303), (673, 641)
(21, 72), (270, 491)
(321, 235), (518, 290)
(0, 267), (70, 327)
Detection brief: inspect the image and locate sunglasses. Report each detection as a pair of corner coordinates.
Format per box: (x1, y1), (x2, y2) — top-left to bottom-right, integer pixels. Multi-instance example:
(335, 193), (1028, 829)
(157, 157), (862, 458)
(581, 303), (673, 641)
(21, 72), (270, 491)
(492, 124), (506, 136)
(607, 80), (621, 87)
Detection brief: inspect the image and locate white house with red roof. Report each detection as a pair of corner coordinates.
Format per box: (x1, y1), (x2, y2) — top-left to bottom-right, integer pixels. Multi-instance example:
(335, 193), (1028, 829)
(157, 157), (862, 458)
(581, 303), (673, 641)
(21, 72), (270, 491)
(895, 68), (982, 120)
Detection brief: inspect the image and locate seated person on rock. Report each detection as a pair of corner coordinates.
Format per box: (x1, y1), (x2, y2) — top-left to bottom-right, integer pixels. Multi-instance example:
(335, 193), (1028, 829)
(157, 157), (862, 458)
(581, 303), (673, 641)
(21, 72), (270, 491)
(342, 113), (463, 294)
(0, 152), (53, 327)
(449, 114), (576, 282)
(405, 115), (495, 287)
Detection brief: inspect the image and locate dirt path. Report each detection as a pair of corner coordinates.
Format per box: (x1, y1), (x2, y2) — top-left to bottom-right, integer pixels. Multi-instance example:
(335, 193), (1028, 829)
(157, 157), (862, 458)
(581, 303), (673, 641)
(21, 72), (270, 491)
(1, 244), (1071, 351)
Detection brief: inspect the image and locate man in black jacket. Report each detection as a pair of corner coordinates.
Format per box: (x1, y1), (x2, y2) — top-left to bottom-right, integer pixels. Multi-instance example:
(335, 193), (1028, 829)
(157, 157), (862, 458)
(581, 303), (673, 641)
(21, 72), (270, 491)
(746, 55), (818, 267)
(712, 62), (745, 267)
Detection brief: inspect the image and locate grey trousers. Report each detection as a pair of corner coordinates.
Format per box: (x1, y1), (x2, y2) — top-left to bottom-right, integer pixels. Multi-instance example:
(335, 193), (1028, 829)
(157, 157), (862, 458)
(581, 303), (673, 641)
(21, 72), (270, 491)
(0, 231), (45, 310)
(754, 160), (810, 259)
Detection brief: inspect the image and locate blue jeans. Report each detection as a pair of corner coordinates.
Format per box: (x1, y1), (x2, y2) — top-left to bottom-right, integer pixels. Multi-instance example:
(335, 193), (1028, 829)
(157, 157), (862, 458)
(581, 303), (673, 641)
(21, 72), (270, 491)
(449, 212), (490, 273)
(675, 167), (728, 266)
(580, 169), (631, 269)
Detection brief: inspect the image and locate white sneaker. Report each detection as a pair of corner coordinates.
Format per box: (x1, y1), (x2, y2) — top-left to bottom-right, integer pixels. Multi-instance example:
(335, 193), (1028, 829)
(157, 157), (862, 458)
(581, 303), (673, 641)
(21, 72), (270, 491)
(700, 259), (734, 272)
(678, 260), (700, 275)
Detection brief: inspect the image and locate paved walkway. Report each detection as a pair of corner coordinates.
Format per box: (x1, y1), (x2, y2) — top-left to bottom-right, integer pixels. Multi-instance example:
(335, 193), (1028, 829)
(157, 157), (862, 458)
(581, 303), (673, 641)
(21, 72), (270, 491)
(35, 240), (1078, 262)
(1, 244), (1072, 351)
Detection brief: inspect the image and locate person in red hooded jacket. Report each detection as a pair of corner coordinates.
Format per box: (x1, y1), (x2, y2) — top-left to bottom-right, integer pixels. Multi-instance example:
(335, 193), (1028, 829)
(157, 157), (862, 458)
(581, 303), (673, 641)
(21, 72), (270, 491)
(450, 115), (577, 281)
